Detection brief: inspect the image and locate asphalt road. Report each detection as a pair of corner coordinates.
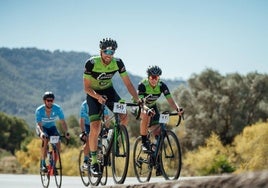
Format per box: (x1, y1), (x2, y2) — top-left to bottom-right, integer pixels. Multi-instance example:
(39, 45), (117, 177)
(0, 174), (167, 188)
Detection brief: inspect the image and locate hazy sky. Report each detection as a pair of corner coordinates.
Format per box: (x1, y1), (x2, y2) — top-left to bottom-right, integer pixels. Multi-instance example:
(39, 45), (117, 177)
(1, 0), (267, 80)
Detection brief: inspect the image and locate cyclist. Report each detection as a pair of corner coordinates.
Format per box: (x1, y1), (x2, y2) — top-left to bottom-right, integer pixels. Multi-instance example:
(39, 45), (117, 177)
(137, 65), (184, 175)
(83, 38), (141, 176)
(79, 99), (110, 170)
(35, 91), (70, 172)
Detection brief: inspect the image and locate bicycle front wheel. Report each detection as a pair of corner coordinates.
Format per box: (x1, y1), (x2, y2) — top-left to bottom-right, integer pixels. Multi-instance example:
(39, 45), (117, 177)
(133, 136), (152, 183)
(111, 124), (129, 184)
(160, 130), (182, 180)
(78, 148), (90, 186)
(53, 147), (62, 187)
(40, 159), (50, 188)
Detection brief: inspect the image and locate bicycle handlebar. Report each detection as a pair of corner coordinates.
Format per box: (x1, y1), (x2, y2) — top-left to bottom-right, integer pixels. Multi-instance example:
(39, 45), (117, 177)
(99, 96), (142, 120)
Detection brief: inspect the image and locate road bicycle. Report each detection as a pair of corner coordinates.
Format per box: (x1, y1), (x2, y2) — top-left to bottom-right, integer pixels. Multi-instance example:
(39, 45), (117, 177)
(133, 109), (184, 183)
(83, 100), (140, 186)
(40, 135), (67, 188)
(78, 128), (108, 186)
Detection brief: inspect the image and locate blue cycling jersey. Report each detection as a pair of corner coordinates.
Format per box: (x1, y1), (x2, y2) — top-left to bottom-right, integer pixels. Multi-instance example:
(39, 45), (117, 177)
(35, 103), (65, 128)
(80, 100), (109, 125)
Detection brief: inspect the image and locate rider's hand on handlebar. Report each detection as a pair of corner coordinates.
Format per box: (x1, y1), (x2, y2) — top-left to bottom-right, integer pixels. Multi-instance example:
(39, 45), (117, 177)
(146, 108), (155, 117)
(40, 132), (48, 139)
(177, 107), (184, 116)
(97, 95), (107, 104)
(65, 132), (70, 139)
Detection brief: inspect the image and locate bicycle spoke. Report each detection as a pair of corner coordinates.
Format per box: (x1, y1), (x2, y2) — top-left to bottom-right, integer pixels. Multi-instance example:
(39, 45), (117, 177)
(133, 136), (152, 183)
(78, 149), (90, 186)
(53, 149), (62, 187)
(161, 130), (182, 180)
(111, 125), (129, 184)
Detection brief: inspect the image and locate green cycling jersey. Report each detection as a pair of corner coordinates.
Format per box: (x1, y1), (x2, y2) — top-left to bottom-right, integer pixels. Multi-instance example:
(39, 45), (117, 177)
(138, 79), (172, 107)
(83, 56), (128, 90)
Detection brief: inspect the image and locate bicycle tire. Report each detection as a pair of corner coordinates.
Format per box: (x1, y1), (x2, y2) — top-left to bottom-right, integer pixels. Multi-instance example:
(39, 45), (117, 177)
(88, 144), (102, 186)
(78, 149), (90, 186)
(160, 130), (182, 180)
(40, 159), (50, 188)
(100, 144), (108, 186)
(133, 136), (152, 183)
(53, 147), (62, 188)
(111, 124), (130, 184)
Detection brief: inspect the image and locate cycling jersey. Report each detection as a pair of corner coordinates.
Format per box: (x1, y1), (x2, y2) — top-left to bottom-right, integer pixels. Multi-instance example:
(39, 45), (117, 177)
(35, 104), (65, 129)
(138, 79), (172, 107)
(83, 56), (128, 90)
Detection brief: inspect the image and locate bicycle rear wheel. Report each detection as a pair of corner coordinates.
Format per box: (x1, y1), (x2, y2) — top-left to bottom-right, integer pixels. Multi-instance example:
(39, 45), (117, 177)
(53, 147), (62, 187)
(160, 130), (182, 180)
(111, 124), (129, 184)
(40, 159), (50, 188)
(133, 136), (152, 183)
(78, 149), (90, 186)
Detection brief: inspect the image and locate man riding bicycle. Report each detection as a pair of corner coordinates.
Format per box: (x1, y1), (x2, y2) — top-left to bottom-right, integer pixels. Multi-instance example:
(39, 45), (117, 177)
(137, 65), (184, 175)
(83, 38), (141, 176)
(79, 99), (109, 170)
(35, 91), (70, 172)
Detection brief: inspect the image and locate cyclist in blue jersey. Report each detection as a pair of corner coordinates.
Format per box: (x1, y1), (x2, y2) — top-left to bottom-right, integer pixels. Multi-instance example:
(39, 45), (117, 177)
(79, 100), (110, 170)
(83, 38), (141, 176)
(137, 66), (184, 175)
(35, 91), (70, 172)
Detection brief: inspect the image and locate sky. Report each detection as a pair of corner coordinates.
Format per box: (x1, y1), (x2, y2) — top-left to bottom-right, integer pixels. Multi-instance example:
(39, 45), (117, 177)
(0, 0), (267, 80)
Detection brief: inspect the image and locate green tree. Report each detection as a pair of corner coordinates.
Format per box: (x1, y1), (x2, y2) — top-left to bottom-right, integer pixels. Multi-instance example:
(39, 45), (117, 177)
(0, 112), (33, 154)
(176, 69), (268, 150)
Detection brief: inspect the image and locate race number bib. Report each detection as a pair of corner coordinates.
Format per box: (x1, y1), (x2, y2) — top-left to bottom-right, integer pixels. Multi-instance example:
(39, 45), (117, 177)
(50, 136), (60, 144)
(113, 102), (127, 114)
(159, 114), (169, 124)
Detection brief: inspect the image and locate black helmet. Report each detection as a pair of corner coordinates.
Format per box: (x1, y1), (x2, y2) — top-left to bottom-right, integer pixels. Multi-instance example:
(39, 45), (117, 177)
(146, 65), (162, 76)
(99, 38), (118, 50)
(43, 91), (55, 100)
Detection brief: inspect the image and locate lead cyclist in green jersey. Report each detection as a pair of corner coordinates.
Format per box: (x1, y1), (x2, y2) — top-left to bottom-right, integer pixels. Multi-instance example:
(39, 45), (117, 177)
(138, 65), (184, 175)
(83, 38), (141, 176)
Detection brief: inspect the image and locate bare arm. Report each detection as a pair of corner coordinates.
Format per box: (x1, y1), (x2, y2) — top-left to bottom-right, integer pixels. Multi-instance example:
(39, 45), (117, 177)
(121, 75), (139, 102)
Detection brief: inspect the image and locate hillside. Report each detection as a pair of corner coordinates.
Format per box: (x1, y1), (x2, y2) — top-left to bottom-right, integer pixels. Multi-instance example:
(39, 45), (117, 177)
(0, 47), (185, 126)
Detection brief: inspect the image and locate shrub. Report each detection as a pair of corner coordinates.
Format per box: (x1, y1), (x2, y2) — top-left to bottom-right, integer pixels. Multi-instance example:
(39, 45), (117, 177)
(182, 132), (235, 176)
(233, 122), (268, 173)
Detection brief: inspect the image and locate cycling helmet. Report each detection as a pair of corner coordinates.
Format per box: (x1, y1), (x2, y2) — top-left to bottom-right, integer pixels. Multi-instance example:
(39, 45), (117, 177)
(99, 38), (118, 50)
(146, 65), (162, 76)
(43, 91), (55, 100)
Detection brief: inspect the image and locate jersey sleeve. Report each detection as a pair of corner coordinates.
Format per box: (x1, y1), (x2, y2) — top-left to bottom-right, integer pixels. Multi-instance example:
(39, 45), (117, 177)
(137, 82), (146, 98)
(161, 81), (172, 98)
(115, 58), (128, 76)
(56, 105), (65, 120)
(83, 58), (94, 79)
(35, 108), (42, 123)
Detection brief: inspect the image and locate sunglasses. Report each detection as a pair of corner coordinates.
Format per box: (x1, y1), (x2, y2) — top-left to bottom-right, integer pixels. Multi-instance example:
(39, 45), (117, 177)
(46, 99), (54, 102)
(149, 75), (160, 80)
(103, 49), (115, 55)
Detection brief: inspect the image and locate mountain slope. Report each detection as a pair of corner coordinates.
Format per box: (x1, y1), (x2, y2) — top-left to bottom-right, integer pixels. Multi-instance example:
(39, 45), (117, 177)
(0, 47), (185, 125)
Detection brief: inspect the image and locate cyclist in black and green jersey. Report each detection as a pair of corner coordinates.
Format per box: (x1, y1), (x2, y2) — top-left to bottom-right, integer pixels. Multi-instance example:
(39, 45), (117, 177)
(138, 65), (184, 153)
(83, 38), (140, 176)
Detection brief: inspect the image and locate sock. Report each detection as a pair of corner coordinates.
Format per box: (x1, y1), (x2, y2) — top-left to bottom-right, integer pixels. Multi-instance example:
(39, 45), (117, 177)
(41, 159), (46, 166)
(84, 155), (89, 162)
(142, 135), (147, 144)
(90, 151), (97, 164)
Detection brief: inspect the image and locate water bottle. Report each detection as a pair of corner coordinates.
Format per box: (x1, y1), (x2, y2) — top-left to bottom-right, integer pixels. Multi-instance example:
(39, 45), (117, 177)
(102, 138), (108, 149)
(107, 129), (113, 143)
